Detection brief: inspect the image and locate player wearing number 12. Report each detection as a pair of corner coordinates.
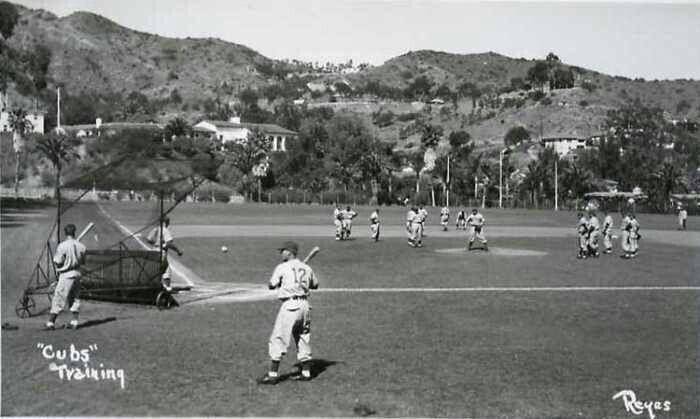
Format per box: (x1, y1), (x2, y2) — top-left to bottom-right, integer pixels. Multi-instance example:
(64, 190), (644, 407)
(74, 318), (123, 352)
(259, 241), (319, 384)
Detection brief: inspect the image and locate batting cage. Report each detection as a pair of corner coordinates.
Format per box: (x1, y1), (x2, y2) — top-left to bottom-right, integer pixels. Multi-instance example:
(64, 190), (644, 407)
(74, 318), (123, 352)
(15, 152), (215, 318)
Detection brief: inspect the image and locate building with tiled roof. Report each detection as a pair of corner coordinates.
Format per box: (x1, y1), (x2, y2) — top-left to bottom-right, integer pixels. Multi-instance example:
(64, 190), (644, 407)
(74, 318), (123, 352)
(193, 117), (296, 152)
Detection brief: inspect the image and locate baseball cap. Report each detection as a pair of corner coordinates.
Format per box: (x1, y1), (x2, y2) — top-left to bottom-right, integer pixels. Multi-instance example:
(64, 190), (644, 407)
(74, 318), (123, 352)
(277, 241), (299, 255)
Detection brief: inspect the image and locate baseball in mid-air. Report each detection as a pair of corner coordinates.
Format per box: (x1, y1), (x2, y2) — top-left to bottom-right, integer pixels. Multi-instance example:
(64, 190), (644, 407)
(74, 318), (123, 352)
(221, 246), (228, 253)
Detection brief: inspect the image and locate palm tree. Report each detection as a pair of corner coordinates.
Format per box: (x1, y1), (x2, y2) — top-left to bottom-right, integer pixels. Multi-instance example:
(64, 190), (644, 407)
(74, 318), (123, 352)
(34, 131), (81, 241)
(8, 108), (32, 197)
(561, 163), (595, 208)
(650, 161), (687, 211)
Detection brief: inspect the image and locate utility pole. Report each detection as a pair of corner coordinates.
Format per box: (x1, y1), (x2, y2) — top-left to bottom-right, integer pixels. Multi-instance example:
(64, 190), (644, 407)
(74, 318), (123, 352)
(554, 157), (559, 211)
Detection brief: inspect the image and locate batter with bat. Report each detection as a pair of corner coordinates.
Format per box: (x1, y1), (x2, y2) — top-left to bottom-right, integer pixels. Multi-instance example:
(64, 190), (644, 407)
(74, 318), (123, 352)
(45, 224), (87, 330)
(259, 242), (320, 384)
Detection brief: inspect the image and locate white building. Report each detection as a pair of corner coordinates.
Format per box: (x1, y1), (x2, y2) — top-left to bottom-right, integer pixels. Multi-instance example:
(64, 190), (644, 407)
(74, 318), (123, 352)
(0, 110), (45, 134)
(193, 117), (296, 152)
(541, 133), (601, 157)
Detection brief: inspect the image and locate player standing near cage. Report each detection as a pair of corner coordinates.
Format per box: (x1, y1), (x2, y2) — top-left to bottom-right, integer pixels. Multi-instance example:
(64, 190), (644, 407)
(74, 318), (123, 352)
(147, 216), (183, 291)
(466, 209), (488, 251)
(46, 224), (87, 330)
(440, 206), (449, 231)
(602, 210), (614, 254)
(369, 209), (381, 242)
(259, 241), (319, 384)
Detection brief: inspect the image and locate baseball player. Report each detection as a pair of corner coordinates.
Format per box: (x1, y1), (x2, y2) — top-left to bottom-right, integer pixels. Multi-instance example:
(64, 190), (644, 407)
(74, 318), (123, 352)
(440, 206), (450, 231)
(259, 241), (319, 384)
(577, 212), (590, 259)
(333, 205), (343, 240)
(602, 210), (614, 254)
(629, 214), (641, 258)
(406, 207), (423, 247)
(146, 216), (183, 291)
(587, 211), (601, 258)
(369, 208), (380, 242)
(456, 209), (467, 230)
(340, 206), (357, 240)
(466, 209), (488, 251)
(678, 205), (688, 230)
(417, 205), (428, 237)
(46, 224), (87, 330)
(620, 212), (633, 259)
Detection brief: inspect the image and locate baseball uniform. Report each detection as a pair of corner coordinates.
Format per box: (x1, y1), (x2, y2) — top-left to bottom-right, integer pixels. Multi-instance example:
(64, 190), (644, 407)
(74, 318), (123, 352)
(369, 210), (380, 241)
(440, 207), (449, 231)
(341, 207), (357, 239)
(587, 214), (601, 257)
(466, 211), (487, 250)
(577, 215), (590, 258)
(602, 214), (614, 253)
(147, 223), (177, 288)
(418, 207), (428, 237)
(679, 207), (688, 230)
(50, 236), (87, 316)
(268, 257), (319, 364)
(456, 210), (466, 230)
(406, 208), (422, 247)
(629, 216), (640, 257)
(621, 215), (633, 258)
(333, 207), (342, 240)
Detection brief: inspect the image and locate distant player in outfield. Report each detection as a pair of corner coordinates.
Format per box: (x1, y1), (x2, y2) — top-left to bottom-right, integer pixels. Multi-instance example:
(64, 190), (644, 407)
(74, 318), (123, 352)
(456, 209), (467, 230)
(678, 205), (688, 230)
(629, 214), (640, 258)
(146, 216), (183, 291)
(587, 210), (601, 258)
(417, 205), (428, 237)
(369, 208), (380, 242)
(333, 205), (343, 241)
(577, 212), (590, 259)
(466, 209), (488, 251)
(440, 206), (449, 231)
(46, 224), (87, 330)
(406, 206), (423, 247)
(341, 206), (357, 240)
(620, 212), (633, 259)
(259, 241), (319, 384)
(602, 210), (614, 254)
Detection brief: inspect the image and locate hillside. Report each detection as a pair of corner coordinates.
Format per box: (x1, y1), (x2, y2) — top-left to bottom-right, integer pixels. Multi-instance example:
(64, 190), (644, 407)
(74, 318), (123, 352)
(2, 1), (700, 150)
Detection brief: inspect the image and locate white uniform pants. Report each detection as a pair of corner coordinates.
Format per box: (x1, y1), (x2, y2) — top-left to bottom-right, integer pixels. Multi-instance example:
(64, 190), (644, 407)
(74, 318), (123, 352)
(588, 231), (600, 252)
(334, 220), (342, 238)
(469, 226), (487, 244)
(269, 300), (312, 362)
(621, 231), (632, 253)
(409, 222), (422, 244)
(370, 223), (380, 240)
(603, 231), (613, 250)
(50, 275), (81, 314)
(341, 220), (353, 237)
(630, 233), (639, 253)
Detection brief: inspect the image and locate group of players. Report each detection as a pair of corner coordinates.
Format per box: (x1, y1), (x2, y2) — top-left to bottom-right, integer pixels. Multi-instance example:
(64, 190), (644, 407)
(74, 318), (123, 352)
(333, 204), (489, 250)
(576, 209), (641, 259)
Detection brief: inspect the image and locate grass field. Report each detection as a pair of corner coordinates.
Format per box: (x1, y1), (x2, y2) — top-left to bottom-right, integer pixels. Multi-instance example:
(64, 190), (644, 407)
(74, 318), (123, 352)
(2, 201), (699, 418)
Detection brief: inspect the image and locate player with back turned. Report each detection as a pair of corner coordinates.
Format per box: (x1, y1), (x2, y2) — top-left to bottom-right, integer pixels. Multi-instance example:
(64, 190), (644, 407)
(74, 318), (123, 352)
(259, 241), (319, 384)
(46, 224), (87, 330)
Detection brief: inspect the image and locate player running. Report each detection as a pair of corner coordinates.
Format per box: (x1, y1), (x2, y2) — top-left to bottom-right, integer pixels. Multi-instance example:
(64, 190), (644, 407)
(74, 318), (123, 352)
(602, 210), (614, 254)
(369, 208), (380, 242)
(440, 206), (449, 231)
(466, 209), (488, 251)
(577, 212), (590, 259)
(259, 241), (319, 384)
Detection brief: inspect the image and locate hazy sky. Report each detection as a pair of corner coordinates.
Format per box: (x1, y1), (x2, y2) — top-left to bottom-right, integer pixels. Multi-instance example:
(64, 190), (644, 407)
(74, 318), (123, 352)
(14, 0), (700, 80)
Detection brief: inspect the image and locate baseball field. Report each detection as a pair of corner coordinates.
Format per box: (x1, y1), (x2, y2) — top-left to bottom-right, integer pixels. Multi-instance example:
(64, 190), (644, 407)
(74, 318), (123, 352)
(1, 201), (699, 418)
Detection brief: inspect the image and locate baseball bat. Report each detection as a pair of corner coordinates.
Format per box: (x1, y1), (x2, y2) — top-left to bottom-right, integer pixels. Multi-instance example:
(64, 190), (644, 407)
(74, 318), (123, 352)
(303, 246), (321, 263)
(77, 222), (95, 242)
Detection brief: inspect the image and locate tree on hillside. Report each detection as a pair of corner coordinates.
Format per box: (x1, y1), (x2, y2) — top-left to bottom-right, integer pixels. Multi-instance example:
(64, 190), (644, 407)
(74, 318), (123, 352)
(218, 128), (272, 197)
(526, 61), (550, 91)
(504, 126), (531, 146)
(8, 108), (32, 196)
(550, 67), (575, 90)
(649, 161), (687, 211)
(405, 75), (433, 101)
(0, 1), (19, 39)
(458, 81), (481, 107)
(164, 117), (191, 140)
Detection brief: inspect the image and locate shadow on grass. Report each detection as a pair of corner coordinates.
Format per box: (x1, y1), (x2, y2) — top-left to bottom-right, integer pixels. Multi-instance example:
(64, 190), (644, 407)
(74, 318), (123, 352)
(277, 358), (340, 382)
(78, 316), (118, 329)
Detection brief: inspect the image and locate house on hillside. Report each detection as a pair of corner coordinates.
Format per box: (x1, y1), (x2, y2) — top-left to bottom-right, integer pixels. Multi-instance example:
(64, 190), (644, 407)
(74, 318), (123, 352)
(193, 117), (296, 152)
(541, 132), (601, 157)
(59, 118), (164, 138)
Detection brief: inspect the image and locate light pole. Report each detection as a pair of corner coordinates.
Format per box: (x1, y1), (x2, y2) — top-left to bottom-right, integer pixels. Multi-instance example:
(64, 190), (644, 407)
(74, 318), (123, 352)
(499, 146), (513, 208)
(554, 157), (559, 211)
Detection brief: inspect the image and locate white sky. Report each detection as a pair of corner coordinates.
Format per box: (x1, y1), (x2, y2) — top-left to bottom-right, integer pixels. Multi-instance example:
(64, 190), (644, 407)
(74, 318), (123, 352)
(14, 0), (700, 80)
